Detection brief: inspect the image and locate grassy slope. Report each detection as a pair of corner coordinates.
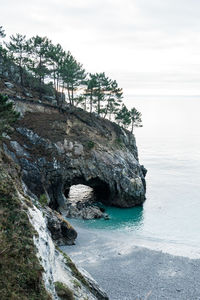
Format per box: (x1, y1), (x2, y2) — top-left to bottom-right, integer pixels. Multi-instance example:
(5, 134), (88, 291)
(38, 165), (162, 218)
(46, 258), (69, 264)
(0, 150), (52, 300)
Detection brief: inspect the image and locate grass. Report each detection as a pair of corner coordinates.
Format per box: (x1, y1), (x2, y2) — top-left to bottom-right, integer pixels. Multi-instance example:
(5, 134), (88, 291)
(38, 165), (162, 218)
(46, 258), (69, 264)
(114, 137), (123, 148)
(0, 150), (52, 300)
(72, 279), (81, 290)
(54, 281), (74, 300)
(39, 193), (48, 207)
(87, 140), (95, 149)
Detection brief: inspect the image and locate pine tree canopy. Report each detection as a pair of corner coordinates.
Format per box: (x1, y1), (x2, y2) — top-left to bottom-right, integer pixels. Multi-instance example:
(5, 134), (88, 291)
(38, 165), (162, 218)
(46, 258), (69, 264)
(0, 28), (143, 134)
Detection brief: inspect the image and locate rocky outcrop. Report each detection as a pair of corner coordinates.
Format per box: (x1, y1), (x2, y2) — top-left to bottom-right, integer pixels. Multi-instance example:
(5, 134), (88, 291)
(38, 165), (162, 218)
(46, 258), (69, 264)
(45, 207), (77, 245)
(3, 99), (147, 212)
(0, 148), (108, 300)
(62, 184), (109, 220)
(29, 203), (108, 300)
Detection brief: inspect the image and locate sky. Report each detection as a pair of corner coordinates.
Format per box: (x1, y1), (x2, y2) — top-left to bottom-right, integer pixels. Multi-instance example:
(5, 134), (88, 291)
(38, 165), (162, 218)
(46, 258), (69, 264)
(1, 0), (200, 101)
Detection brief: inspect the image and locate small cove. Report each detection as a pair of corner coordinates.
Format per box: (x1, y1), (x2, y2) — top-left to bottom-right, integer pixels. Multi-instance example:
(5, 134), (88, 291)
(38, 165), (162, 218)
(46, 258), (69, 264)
(65, 96), (200, 257)
(63, 96), (200, 299)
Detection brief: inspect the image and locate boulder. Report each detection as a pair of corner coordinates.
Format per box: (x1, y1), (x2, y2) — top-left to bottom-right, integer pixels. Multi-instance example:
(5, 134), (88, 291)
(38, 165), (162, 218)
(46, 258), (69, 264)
(61, 184), (105, 219)
(45, 207), (77, 245)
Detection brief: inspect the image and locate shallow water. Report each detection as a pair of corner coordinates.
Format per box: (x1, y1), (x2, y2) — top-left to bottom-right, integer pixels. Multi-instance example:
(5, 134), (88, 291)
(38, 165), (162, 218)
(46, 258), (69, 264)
(67, 96), (200, 258)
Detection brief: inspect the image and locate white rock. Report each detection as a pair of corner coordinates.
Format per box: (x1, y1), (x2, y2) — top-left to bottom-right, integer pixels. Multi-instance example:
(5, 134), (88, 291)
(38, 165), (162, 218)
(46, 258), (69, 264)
(5, 81), (14, 89)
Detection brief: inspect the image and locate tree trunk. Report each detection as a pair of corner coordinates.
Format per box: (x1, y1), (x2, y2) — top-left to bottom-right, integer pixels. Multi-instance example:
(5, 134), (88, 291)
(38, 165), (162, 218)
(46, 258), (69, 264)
(71, 84), (74, 106)
(97, 96), (100, 115)
(90, 90), (93, 113)
(67, 83), (71, 105)
(103, 104), (108, 119)
(19, 55), (23, 87)
(56, 75), (59, 92)
(131, 121), (134, 134)
(39, 54), (42, 100)
(53, 70), (56, 89)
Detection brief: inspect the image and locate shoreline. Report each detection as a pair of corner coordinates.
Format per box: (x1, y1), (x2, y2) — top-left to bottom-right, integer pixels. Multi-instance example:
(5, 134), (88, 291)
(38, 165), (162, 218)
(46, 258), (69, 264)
(62, 224), (200, 300)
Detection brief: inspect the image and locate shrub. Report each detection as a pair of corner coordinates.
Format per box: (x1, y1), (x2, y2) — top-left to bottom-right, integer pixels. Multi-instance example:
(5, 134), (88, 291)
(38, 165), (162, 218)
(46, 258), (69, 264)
(87, 140), (95, 149)
(54, 281), (74, 300)
(72, 279), (81, 289)
(39, 194), (48, 207)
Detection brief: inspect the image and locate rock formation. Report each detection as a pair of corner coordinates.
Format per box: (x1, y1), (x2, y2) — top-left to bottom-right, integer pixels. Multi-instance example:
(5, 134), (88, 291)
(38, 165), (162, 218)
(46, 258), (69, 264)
(0, 50), (146, 300)
(0, 148), (108, 300)
(3, 98), (147, 216)
(62, 184), (108, 220)
(45, 207), (77, 245)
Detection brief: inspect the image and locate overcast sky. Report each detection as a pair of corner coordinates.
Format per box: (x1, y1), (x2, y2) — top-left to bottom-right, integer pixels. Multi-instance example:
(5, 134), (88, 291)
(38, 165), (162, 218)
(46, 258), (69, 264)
(1, 0), (200, 100)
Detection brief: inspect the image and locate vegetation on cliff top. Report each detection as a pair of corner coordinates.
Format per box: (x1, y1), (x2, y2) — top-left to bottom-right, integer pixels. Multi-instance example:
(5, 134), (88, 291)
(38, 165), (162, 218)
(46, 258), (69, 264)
(0, 25), (142, 132)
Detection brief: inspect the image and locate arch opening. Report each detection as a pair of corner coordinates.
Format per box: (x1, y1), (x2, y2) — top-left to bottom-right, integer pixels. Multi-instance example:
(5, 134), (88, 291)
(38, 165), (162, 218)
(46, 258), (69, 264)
(66, 184), (95, 205)
(64, 177), (111, 205)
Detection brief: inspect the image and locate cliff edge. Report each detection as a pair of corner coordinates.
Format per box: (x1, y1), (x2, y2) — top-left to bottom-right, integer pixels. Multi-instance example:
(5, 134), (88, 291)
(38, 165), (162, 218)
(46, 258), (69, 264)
(3, 98), (146, 211)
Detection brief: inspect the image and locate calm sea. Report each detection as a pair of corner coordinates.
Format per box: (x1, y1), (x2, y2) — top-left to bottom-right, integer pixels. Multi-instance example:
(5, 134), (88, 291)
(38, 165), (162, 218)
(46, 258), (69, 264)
(67, 96), (200, 258)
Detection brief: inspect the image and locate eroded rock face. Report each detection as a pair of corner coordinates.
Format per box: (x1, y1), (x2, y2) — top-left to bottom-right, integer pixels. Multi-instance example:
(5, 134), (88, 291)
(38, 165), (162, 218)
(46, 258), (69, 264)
(45, 207), (77, 245)
(0, 149), (108, 300)
(5, 101), (147, 209)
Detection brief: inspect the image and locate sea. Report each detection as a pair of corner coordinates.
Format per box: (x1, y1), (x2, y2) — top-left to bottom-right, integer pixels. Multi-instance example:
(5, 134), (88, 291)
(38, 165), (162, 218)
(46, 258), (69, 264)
(65, 96), (200, 259)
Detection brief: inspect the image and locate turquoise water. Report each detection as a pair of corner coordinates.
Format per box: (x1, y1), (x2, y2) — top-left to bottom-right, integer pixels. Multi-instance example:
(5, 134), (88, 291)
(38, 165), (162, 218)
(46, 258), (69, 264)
(70, 205), (144, 230)
(68, 96), (200, 256)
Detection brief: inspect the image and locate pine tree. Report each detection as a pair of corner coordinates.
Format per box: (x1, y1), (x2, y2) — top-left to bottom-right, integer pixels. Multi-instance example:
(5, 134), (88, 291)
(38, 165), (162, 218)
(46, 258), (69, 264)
(6, 34), (28, 86)
(0, 94), (19, 137)
(47, 43), (65, 91)
(0, 26), (5, 39)
(85, 72), (109, 115)
(0, 27), (143, 133)
(129, 107), (143, 133)
(93, 72), (109, 115)
(27, 36), (51, 98)
(85, 73), (123, 118)
(84, 74), (97, 113)
(74, 95), (87, 110)
(0, 26), (6, 57)
(115, 104), (131, 128)
(46, 42), (66, 105)
(60, 51), (86, 106)
(103, 79), (123, 120)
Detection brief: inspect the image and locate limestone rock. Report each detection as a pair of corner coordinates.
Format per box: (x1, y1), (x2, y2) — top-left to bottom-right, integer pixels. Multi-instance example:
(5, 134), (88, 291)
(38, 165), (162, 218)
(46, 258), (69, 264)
(45, 207), (77, 245)
(59, 185), (104, 220)
(65, 205), (105, 220)
(8, 102), (147, 212)
(5, 81), (14, 89)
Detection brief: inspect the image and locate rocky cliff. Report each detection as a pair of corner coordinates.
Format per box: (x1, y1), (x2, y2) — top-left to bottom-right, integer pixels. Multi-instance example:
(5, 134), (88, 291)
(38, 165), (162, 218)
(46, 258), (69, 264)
(3, 98), (146, 214)
(0, 149), (108, 300)
(0, 56), (146, 300)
